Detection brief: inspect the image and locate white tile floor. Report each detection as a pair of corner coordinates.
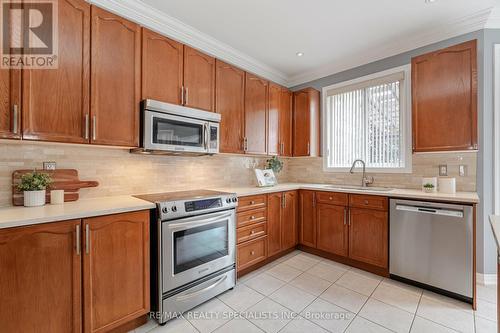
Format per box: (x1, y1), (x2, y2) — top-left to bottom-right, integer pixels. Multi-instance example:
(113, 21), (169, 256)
(131, 250), (498, 333)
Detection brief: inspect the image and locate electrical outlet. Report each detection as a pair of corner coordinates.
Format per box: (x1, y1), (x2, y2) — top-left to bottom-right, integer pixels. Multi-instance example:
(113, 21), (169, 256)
(43, 162), (56, 170)
(459, 165), (467, 177)
(439, 164), (448, 176)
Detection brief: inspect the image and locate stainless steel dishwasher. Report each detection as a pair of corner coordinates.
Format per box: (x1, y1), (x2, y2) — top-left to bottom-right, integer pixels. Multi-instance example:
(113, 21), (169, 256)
(390, 199), (473, 302)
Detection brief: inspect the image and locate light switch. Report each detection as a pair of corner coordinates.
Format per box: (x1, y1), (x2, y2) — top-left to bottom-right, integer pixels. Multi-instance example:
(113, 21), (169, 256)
(459, 165), (467, 177)
(439, 164), (447, 176)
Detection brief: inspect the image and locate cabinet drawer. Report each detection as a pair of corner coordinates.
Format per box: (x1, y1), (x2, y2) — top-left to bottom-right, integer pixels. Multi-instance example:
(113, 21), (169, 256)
(237, 208), (267, 228)
(316, 191), (348, 206)
(349, 194), (388, 211)
(237, 194), (267, 212)
(237, 222), (267, 244)
(237, 236), (267, 271)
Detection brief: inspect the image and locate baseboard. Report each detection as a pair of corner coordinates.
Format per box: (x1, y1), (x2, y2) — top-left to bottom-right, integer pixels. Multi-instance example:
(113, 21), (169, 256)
(476, 273), (497, 285)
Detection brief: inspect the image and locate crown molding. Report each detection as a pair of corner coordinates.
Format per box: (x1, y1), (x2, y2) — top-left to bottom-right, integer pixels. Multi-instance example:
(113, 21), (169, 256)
(485, 6), (500, 28)
(88, 0), (289, 86)
(287, 7), (494, 87)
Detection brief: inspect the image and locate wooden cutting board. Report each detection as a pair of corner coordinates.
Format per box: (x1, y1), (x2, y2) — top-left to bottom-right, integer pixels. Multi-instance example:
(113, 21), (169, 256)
(12, 169), (99, 206)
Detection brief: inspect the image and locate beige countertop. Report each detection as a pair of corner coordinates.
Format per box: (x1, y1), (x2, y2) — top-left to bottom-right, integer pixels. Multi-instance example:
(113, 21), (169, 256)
(213, 182), (480, 204)
(0, 196), (155, 229)
(489, 215), (500, 250)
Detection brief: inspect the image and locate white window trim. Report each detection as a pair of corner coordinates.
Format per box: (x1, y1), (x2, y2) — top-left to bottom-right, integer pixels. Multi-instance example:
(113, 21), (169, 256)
(321, 64), (413, 174)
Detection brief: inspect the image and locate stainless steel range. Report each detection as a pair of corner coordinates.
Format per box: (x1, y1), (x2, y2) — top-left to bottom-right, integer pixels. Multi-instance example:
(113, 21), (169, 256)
(135, 190), (237, 324)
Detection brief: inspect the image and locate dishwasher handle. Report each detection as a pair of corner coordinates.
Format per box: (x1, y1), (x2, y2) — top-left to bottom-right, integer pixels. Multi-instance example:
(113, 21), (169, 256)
(395, 204), (464, 218)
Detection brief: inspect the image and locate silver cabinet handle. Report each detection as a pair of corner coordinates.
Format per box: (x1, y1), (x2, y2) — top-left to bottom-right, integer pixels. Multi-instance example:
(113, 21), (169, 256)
(85, 224), (90, 255)
(181, 86), (185, 105)
(307, 142), (310, 155)
(184, 87), (189, 105)
(92, 115), (96, 141)
(76, 224), (81, 255)
(243, 137), (248, 152)
(312, 192), (316, 207)
(12, 104), (19, 134)
(281, 142), (285, 155)
(348, 210), (351, 226)
(84, 114), (89, 140)
(343, 209), (347, 225)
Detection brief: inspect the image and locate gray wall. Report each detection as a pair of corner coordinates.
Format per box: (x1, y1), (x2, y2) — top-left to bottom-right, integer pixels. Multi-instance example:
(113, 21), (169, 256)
(292, 29), (499, 275)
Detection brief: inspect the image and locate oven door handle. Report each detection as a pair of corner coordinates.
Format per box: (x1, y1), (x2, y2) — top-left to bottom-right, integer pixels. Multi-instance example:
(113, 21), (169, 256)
(175, 274), (227, 302)
(166, 211), (233, 230)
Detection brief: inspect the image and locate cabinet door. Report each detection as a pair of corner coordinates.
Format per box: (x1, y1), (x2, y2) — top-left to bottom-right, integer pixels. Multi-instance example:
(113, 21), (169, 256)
(349, 208), (388, 268)
(83, 211), (149, 333)
(292, 90), (311, 156)
(412, 40), (477, 152)
(267, 83), (280, 156)
(282, 190), (298, 250)
(316, 203), (348, 256)
(22, 0), (90, 144)
(183, 46), (215, 111)
(0, 68), (21, 139)
(267, 192), (282, 257)
(216, 60), (245, 154)
(245, 73), (268, 155)
(91, 6), (140, 147)
(141, 28), (183, 104)
(299, 190), (316, 248)
(279, 89), (292, 156)
(0, 220), (82, 333)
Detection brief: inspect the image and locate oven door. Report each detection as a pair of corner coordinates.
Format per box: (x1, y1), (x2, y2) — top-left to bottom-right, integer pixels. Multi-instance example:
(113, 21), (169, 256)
(161, 209), (236, 292)
(144, 110), (209, 153)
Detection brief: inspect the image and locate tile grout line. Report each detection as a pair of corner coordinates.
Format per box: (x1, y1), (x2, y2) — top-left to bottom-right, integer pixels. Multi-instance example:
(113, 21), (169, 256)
(407, 290), (423, 333)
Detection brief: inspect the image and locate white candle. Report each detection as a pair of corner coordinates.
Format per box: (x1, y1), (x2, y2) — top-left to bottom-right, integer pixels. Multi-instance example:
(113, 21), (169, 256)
(50, 190), (65, 205)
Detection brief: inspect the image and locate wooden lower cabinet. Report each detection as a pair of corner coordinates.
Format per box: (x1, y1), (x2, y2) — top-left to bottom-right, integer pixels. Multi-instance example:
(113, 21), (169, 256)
(316, 203), (348, 257)
(282, 191), (298, 250)
(267, 192), (282, 257)
(0, 219), (82, 333)
(83, 210), (150, 333)
(299, 190), (316, 248)
(237, 236), (267, 271)
(348, 208), (388, 268)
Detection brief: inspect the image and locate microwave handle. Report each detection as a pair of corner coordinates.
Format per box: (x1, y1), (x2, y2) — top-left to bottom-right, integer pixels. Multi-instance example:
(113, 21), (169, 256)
(204, 123), (209, 150)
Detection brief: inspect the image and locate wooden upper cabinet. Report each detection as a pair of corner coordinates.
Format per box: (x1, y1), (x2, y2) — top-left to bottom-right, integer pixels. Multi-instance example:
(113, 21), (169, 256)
(141, 28), (183, 104)
(316, 203), (348, 257)
(183, 46), (215, 112)
(293, 88), (320, 156)
(0, 68), (21, 139)
(412, 40), (478, 152)
(279, 88), (293, 156)
(245, 73), (268, 155)
(90, 6), (140, 147)
(0, 220), (82, 333)
(282, 190), (298, 250)
(348, 208), (388, 268)
(267, 83), (281, 156)
(299, 190), (316, 248)
(267, 192), (282, 257)
(83, 210), (149, 333)
(22, 0), (90, 144)
(216, 60), (245, 154)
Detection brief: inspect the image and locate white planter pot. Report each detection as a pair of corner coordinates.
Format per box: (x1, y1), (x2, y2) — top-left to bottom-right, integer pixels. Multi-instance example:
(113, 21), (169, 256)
(23, 190), (46, 207)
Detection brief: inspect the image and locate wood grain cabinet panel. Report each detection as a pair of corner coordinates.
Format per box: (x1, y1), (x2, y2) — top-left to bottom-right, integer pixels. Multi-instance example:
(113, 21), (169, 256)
(349, 194), (388, 211)
(237, 235), (267, 271)
(237, 222), (266, 244)
(183, 46), (215, 112)
(141, 28), (183, 104)
(22, 0), (90, 144)
(245, 73), (268, 155)
(216, 60), (245, 153)
(0, 220), (82, 333)
(0, 68), (21, 139)
(348, 208), (388, 268)
(282, 191), (298, 250)
(316, 203), (348, 257)
(90, 6), (140, 147)
(279, 89), (293, 156)
(299, 190), (316, 248)
(83, 210), (149, 333)
(293, 88), (320, 156)
(237, 194), (267, 212)
(267, 83), (281, 156)
(316, 191), (349, 206)
(267, 192), (282, 257)
(412, 40), (477, 152)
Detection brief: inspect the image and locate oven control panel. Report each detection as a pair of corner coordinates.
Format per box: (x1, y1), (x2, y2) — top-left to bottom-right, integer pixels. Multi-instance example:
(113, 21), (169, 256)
(158, 194), (238, 220)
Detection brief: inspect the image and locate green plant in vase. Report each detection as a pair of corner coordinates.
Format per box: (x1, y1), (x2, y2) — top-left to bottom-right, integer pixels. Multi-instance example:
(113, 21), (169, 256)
(17, 171), (52, 207)
(266, 156), (283, 174)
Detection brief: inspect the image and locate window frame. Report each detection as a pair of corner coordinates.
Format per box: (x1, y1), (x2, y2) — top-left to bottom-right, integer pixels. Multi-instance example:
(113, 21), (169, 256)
(321, 64), (412, 173)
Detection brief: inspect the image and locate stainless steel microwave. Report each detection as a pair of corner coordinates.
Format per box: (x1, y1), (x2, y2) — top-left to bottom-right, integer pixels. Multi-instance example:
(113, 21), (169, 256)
(132, 99), (220, 155)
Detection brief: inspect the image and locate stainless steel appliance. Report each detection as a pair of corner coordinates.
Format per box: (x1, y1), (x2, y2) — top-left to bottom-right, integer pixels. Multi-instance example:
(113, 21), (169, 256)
(135, 190), (237, 324)
(390, 199), (473, 302)
(132, 99), (220, 155)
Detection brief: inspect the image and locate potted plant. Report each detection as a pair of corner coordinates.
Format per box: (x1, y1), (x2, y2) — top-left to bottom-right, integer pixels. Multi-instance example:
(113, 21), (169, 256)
(266, 156), (283, 174)
(423, 183), (435, 193)
(17, 171), (52, 207)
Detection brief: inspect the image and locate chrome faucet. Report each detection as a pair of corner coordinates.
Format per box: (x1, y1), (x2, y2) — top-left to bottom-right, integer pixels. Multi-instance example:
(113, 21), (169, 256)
(349, 159), (374, 187)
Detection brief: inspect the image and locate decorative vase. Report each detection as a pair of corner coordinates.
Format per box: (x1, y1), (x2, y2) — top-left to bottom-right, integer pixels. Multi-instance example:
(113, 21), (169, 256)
(23, 190), (46, 207)
(423, 187), (434, 193)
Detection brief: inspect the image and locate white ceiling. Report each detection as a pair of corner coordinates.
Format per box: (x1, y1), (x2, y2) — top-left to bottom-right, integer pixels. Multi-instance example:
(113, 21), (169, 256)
(138, 0), (496, 86)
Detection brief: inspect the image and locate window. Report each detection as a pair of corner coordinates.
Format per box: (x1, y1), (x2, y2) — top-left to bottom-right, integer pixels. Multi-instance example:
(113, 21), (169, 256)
(322, 65), (412, 173)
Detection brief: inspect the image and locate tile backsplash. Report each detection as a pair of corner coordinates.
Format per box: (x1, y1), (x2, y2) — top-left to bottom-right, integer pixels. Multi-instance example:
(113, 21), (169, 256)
(0, 141), (476, 207)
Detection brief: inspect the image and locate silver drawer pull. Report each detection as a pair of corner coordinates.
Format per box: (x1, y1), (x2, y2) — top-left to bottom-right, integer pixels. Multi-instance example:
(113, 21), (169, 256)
(250, 201), (256, 205)
(250, 230), (256, 234)
(250, 251), (255, 255)
(250, 215), (256, 220)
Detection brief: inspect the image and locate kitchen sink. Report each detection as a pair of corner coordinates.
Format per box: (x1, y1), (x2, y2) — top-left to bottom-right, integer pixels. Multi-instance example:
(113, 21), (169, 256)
(324, 185), (393, 192)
